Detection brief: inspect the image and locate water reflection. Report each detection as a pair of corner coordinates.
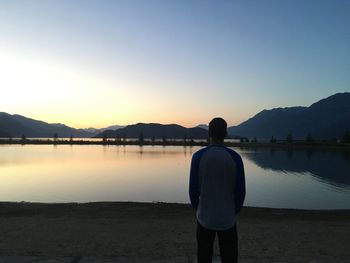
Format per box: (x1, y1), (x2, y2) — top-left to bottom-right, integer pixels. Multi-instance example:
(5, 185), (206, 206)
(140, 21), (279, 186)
(0, 145), (349, 209)
(241, 147), (350, 189)
(0, 145), (193, 204)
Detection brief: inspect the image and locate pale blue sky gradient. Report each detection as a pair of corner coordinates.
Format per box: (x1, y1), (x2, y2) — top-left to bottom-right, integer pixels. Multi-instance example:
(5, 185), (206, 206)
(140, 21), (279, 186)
(0, 0), (349, 128)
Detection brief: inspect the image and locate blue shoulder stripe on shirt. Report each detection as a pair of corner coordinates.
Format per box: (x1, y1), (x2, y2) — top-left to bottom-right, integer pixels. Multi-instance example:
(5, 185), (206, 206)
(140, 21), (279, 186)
(189, 146), (210, 210)
(224, 147), (246, 214)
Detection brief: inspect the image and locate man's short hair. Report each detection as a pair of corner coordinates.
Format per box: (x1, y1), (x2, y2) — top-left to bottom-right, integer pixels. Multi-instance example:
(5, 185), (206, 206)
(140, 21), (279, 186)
(209, 117), (227, 140)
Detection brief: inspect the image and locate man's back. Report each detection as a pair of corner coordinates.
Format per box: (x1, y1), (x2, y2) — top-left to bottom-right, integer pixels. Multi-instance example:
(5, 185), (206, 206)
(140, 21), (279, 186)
(189, 145), (245, 231)
(198, 146), (237, 230)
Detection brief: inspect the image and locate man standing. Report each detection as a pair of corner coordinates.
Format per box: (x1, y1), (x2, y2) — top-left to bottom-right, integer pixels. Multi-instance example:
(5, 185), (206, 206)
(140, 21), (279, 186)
(189, 117), (246, 263)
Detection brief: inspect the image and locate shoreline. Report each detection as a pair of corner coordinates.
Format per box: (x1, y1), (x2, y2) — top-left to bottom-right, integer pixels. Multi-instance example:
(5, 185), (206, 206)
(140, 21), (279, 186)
(1, 139), (349, 151)
(1, 201), (349, 262)
(1, 200), (350, 212)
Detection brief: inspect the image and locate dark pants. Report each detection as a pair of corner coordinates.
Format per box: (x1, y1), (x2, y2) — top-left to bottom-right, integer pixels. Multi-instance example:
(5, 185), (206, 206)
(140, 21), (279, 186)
(197, 221), (238, 263)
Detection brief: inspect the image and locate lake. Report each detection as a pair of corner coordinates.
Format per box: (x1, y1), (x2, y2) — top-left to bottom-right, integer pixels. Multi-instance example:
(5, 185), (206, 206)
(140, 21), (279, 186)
(1, 145), (349, 210)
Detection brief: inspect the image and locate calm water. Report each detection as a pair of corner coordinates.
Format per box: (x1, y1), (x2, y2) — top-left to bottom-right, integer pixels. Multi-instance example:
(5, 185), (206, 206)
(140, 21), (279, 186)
(1, 145), (349, 209)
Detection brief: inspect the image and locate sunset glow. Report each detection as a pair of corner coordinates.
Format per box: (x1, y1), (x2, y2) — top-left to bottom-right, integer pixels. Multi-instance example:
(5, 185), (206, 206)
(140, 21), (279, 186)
(1, 1), (349, 128)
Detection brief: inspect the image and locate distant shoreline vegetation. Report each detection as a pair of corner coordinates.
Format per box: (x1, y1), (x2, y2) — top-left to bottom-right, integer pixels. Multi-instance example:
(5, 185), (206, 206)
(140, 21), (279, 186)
(0, 135), (349, 149)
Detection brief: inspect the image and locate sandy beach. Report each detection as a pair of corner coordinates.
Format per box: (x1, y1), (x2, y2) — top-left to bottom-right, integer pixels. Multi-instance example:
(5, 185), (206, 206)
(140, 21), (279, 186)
(0, 202), (349, 262)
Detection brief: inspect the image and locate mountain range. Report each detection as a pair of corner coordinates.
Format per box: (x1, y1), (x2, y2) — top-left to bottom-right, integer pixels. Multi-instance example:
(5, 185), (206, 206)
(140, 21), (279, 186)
(0, 113), (92, 138)
(1, 92), (349, 140)
(82, 125), (125, 136)
(0, 113), (207, 139)
(95, 123), (208, 139)
(228, 92), (350, 140)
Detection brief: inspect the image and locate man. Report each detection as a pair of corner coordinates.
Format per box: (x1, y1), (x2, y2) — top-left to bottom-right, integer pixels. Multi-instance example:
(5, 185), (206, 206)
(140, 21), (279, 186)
(189, 117), (246, 263)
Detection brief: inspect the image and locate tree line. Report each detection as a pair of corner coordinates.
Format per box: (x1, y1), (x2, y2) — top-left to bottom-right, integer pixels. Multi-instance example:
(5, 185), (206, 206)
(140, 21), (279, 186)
(239, 131), (350, 144)
(3, 130), (350, 146)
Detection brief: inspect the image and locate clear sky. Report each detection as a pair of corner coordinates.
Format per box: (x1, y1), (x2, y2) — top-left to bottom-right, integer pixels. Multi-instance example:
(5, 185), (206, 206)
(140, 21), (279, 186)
(0, 0), (349, 128)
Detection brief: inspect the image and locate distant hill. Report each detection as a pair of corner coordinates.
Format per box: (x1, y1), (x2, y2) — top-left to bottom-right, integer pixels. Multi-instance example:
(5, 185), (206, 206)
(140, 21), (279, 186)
(0, 113), (93, 138)
(196, 124), (209, 130)
(0, 130), (11, 137)
(82, 125), (125, 136)
(102, 125), (125, 131)
(228, 93), (350, 140)
(95, 123), (208, 139)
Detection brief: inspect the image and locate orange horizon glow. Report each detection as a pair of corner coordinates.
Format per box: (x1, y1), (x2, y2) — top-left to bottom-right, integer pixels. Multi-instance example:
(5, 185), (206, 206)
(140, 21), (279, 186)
(0, 49), (251, 129)
(3, 110), (248, 129)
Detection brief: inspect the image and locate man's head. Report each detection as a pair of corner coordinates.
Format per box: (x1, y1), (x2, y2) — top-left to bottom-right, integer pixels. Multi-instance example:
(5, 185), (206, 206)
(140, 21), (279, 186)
(209, 117), (227, 142)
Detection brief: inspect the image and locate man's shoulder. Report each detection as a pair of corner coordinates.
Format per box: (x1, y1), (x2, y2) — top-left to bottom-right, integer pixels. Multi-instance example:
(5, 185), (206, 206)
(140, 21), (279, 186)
(192, 146), (210, 160)
(223, 147), (243, 162)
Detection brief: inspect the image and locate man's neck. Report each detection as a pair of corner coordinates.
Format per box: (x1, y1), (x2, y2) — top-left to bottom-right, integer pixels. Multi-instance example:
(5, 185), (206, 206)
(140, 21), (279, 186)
(210, 139), (224, 146)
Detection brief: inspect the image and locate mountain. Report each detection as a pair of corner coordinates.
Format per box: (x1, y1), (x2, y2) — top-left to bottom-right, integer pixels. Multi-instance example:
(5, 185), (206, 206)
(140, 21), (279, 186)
(82, 127), (100, 134)
(0, 113), (93, 138)
(0, 130), (11, 137)
(95, 123), (208, 139)
(228, 93), (350, 140)
(82, 125), (125, 135)
(196, 124), (209, 130)
(102, 125), (125, 131)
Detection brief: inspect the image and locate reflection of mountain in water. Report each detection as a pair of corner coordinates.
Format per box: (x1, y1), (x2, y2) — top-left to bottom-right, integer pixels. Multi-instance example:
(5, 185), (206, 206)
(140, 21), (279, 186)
(241, 148), (350, 188)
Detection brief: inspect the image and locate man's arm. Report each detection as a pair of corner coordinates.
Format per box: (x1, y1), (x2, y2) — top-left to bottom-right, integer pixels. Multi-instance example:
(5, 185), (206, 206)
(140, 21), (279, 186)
(189, 152), (200, 210)
(234, 155), (246, 214)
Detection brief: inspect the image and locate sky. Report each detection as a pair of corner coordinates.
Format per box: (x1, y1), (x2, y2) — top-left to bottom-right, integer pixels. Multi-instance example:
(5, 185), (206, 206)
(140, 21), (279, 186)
(0, 0), (349, 128)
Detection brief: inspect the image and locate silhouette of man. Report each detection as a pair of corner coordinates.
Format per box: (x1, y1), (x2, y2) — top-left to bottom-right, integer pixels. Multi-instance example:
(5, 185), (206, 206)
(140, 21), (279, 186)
(189, 117), (246, 263)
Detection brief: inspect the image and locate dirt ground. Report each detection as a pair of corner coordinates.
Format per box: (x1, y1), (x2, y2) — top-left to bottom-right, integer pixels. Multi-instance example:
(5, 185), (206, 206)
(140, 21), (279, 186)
(0, 202), (349, 262)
